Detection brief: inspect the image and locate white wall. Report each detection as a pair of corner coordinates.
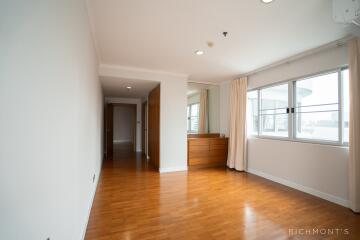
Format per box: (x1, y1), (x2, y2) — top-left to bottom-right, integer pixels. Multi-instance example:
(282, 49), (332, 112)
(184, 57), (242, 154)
(247, 138), (349, 206)
(219, 45), (349, 207)
(0, 1), (103, 240)
(160, 78), (188, 172)
(113, 105), (135, 143)
(100, 65), (188, 173)
(220, 81), (230, 136)
(105, 97), (142, 152)
(208, 86), (220, 133)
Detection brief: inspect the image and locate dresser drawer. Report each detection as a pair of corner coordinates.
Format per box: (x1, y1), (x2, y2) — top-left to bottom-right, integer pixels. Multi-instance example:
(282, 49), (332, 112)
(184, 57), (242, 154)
(189, 149), (209, 158)
(188, 137), (228, 169)
(189, 144), (209, 152)
(210, 144), (227, 151)
(188, 138), (209, 146)
(209, 138), (228, 146)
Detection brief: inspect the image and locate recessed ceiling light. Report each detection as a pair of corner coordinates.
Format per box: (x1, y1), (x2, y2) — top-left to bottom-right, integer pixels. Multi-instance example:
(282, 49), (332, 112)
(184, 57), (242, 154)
(261, 0), (274, 3)
(195, 50), (204, 55)
(126, 86), (132, 89)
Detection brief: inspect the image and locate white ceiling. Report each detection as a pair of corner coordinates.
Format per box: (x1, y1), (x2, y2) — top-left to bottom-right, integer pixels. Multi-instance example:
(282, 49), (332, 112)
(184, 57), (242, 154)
(89, 0), (349, 83)
(101, 76), (159, 98)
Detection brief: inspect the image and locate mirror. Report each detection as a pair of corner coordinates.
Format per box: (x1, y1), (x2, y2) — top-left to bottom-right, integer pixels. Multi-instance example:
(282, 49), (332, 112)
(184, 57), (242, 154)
(187, 82), (220, 134)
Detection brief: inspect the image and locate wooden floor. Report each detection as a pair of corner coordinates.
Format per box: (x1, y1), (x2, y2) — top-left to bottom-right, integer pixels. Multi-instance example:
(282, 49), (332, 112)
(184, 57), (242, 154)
(85, 143), (360, 240)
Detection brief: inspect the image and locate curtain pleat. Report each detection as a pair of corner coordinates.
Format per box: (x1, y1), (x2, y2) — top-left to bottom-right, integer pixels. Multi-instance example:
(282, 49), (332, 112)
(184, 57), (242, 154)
(227, 77), (247, 171)
(348, 38), (360, 213)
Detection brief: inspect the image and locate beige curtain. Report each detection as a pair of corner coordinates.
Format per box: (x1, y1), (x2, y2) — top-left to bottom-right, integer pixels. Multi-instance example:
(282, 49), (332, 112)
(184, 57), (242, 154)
(348, 38), (360, 213)
(198, 89), (208, 134)
(227, 77), (247, 171)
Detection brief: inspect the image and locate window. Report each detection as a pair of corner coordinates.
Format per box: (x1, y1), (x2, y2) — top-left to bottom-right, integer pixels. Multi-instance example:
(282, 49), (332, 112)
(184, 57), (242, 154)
(187, 103), (199, 133)
(247, 91), (258, 135)
(260, 83), (289, 137)
(247, 68), (349, 145)
(295, 72), (339, 141)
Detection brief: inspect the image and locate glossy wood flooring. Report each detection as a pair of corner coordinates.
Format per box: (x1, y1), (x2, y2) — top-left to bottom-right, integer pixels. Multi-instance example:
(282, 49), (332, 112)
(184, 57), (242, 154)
(85, 143), (360, 240)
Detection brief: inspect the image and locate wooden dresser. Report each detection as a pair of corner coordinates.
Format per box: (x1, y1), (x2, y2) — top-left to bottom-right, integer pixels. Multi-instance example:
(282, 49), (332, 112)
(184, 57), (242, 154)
(187, 136), (228, 169)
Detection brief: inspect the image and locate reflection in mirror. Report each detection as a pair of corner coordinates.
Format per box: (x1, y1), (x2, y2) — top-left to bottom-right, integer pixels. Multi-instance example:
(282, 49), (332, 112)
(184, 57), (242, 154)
(187, 83), (220, 134)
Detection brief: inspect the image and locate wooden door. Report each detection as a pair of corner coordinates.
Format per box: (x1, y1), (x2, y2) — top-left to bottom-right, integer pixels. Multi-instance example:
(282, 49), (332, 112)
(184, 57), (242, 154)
(131, 105), (136, 152)
(105, 103), (114, 160)
(142, 102), (146, 154)
(148, 85), (160, 169)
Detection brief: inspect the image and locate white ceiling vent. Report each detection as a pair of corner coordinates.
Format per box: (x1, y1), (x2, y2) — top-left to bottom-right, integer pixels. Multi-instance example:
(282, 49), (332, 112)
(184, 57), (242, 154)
(333, 0), (360, 26)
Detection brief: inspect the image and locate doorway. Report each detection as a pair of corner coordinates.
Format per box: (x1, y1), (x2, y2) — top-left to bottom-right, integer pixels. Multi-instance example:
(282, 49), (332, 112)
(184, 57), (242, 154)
(105, 103), (137, 159)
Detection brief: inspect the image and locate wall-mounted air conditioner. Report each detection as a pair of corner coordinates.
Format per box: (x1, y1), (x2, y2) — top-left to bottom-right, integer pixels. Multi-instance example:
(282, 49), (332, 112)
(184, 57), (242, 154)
(333, 0), (360, 26)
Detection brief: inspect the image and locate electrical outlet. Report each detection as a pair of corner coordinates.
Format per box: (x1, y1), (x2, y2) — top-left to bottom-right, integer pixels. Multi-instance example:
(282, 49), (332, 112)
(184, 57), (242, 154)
(93, 174), (96, 183)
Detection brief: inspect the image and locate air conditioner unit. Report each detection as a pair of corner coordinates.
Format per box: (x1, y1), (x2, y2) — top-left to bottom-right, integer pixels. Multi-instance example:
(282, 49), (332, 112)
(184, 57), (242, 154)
(333, 0), (360, 26)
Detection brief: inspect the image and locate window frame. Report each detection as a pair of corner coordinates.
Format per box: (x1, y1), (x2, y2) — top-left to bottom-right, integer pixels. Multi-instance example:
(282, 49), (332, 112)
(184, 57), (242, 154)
(247, 66), (349, 147)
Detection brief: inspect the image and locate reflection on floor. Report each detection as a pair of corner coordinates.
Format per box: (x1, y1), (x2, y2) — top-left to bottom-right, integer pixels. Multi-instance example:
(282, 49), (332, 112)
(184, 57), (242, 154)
(85, 143), (360, 239)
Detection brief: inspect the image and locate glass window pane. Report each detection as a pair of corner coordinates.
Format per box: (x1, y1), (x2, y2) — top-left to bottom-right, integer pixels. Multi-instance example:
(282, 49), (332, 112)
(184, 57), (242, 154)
(296, 72), (338, 107)
(188, 103), (199, 133)
(261, 84), (288, 110)
(260, 83), (288, 137)
(191, 103), (199, 117)
(296, 111), (339, 141)
(260, 114), (288, 137)
(247, 90), (258, 135)
(190, 117), (198, 132)
(343, 69), (349, 143)
(295, 72), (339, 142)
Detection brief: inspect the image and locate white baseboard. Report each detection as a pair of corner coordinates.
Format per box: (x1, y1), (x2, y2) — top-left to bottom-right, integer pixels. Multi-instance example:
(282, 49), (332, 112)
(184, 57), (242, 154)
(247, 168), (349, 208)
(159, 166), (188, 173)
(81, 167), (101, 240)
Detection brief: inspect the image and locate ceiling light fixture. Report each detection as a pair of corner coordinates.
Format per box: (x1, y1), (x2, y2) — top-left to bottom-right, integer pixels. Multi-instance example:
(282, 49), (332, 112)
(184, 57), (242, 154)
(261, 0), (274, 3)
(126, 86), (132, 89)
(195, 50), (204, 55)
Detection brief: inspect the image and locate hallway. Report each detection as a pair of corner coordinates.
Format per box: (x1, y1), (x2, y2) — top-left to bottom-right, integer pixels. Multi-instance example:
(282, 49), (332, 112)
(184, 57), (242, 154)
(85, 144), (360, 240)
